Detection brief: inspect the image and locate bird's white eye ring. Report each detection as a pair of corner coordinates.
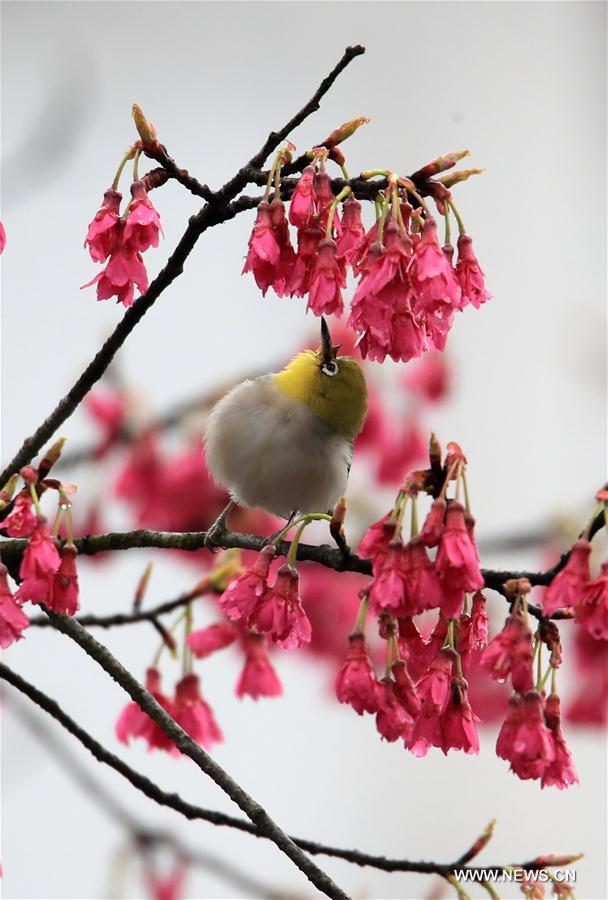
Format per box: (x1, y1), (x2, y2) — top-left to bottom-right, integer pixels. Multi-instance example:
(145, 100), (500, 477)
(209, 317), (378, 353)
(321, 361), (339, 377)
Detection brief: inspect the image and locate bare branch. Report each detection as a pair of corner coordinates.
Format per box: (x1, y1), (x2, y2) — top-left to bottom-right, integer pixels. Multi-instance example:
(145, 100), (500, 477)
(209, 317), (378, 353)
(0, 661), (563, 880)
(31, 612), (349, 900)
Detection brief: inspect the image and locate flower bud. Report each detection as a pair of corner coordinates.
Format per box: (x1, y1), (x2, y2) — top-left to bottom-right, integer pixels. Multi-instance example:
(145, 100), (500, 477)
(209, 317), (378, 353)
(320, 116), (369, 150)
(132, 103), (158, 145)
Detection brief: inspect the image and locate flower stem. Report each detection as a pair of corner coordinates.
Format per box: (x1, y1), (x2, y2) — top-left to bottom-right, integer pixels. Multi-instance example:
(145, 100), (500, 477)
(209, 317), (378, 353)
(112, 145), (137, 191)
(462, 469), (471, 514)
(325, 186), (351, 239)
(410, 497), (419, 538)
(448, 199), (466, 236)
(29, 481), (42, 517)
(443, 207), (452, 246)
(133, 147), (142, 183)
(287, 521), (308, 568)
(355, 593), (369, 634)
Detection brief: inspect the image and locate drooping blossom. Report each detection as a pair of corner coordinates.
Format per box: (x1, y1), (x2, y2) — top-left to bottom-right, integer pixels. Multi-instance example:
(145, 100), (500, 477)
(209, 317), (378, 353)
(357, 512), (396, 575)
(288, 165), (316, 228)
(543, 539), (591, 615)
(123, 180), (162, 252)
(242, 201), (282, 295)
(84, 188), (122, 262)
(173, 673), (223, 750)
(368, 539), (409, 616)
(349, 222), (426, 363)
(83, 232), (149, 309)
(268, 198), (296, 295)
(218, 545), (275, 621)
(335, 632), (378, 715)
(575, 562), (608, 640)
(454, 233), (491, 308)
(46, 543), (80, 616)
(439, 683), (480, 755)
(420, 497), (447, 547)
(391, 660), (420, 719)
(0, 564), (29, 648)
(116, 667), (177, 755)
(375, 677), (415, 742)
(16, 517), (61, 605)
(307, 239), (346, 316)
(496, 691), (555, 781)
(435, 501), (484, 618)
(468, 591), (489, 650)
(287, 221), (324, 298)
(336, 197), (365, 263)
(408, 217), (462, 313)
(542, 693), (579, 790)
(397, 616), (439, 682)
(2, 491), (37, 537)
(480, 613), (534, 693)
(188, 622), (238, 659)
(252, 564), (312, 649)
(409, 649), (455, 755)
(236, 633), (282, 699)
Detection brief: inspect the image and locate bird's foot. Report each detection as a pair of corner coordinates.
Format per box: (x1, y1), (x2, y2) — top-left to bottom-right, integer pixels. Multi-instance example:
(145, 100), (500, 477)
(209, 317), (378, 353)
(204, 500), (237, 551)
(261, 511), (298, 548)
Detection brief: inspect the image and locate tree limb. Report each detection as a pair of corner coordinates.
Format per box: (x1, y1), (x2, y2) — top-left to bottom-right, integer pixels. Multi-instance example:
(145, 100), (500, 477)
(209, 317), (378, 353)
(0, 661), (564, 880)
(33, 612), (349, 900)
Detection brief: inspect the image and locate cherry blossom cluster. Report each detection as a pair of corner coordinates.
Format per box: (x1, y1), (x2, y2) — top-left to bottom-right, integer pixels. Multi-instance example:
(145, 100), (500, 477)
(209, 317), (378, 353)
(0, 440), (81, 649)
(82, 176), (162, 309)
(115, 552), (284, 756)
(243, 123), (490, 362)
(82, 109), (164, 308)
(330, 440), (606, 788)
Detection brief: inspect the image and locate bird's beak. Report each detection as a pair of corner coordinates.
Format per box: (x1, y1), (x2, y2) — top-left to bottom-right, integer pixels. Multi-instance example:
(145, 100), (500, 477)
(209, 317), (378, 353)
(320, 317), (334, 365)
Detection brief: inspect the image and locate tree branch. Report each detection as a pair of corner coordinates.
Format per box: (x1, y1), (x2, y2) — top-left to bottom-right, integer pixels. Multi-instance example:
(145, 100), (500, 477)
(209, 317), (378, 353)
(3, 681), (283, 900)
(33, 611), (349, 900)
(5, 510), (604, 624)
(0, 661), (563, 880)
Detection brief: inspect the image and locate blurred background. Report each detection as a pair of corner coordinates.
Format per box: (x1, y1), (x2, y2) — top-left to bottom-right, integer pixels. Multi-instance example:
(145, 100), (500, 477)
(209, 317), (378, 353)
(1, 2), (606, 899)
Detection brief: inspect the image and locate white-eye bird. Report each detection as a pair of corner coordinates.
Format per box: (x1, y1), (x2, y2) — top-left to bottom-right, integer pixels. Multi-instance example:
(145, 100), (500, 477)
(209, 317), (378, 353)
(204, 318), (368, 533)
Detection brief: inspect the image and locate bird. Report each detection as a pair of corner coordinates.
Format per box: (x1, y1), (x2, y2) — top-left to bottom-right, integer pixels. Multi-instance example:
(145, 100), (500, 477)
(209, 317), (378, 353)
(204, 317), (368, 538)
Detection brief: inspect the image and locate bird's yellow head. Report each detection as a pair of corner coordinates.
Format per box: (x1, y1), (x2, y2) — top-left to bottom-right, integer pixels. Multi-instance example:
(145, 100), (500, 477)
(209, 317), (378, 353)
(274, 318), (368, 439)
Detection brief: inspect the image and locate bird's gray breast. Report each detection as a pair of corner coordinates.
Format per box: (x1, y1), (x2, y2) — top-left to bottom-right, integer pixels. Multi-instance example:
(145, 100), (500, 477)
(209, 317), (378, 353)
(204, 376), (352, 518)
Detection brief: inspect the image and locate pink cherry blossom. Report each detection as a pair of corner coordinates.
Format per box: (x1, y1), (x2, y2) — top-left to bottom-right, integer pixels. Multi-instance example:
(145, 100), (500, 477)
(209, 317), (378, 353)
(375, 677), (415, 742)
(336, 197), (365, 264)
(123, 180), (163, 253)
(455, 233), (491, 308)
(84, 188), (122, 262)
(253, 564), (312, 649)
(288, 165), (316, 228)
(307, 239), (346, 316)
(174, 673), (223, 750)
(335, 632), (378, 715)
(116, 667), (177, 755)
(187, 622), (238, 658)
(543, 540), (591, 615)
(496, 691), (555, 781)
(219, 545), (275, 621)
(16, 517), (61, 605)
(542, 693), (579, 790)
(46, 544), (80, 616)
(236, 633), (282, 699)
(575, 561), (608, 640)
(2, 491), (37, 537)
(480, 613), (534, 693)
(0, 564), (29, 648)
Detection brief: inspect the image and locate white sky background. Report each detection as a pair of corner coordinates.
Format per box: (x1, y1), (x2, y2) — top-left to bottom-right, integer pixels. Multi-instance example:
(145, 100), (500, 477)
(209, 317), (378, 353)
(1, 2), (606, 899)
